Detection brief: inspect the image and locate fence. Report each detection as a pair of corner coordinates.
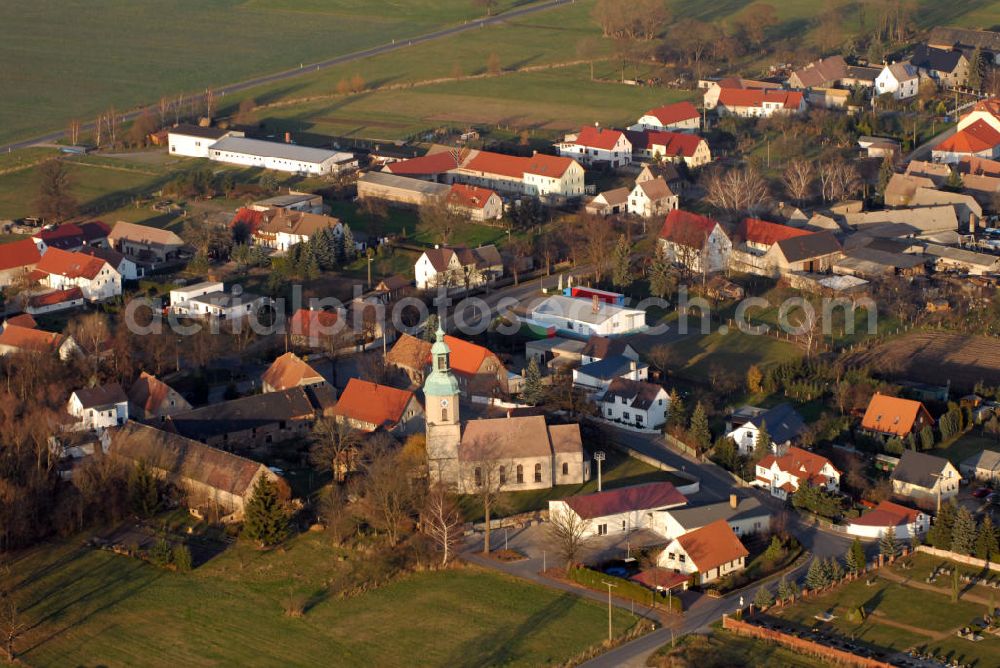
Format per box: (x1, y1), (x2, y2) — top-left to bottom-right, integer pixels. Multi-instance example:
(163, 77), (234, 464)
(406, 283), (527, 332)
(916, 545), (1000, 573)
(722, 615), (893, 667)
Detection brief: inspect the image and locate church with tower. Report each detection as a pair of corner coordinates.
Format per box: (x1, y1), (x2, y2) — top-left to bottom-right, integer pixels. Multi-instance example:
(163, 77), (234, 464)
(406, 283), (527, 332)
(424, 327), (588, 493)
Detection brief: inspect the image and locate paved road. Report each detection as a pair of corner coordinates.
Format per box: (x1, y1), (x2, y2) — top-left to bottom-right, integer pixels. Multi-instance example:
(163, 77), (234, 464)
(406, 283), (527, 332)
(0, 0), (574, 154)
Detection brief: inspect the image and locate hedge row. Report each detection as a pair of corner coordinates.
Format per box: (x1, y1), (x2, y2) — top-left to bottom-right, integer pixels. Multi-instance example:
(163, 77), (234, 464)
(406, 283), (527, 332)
(567, 566), (683, 613)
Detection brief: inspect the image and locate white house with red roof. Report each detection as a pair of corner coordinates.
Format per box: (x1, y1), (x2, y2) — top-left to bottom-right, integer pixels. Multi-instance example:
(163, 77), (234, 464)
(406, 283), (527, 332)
(846, 500), (929, 540)
(754, 446), (841, 500)
(715, 88), (806, 118)
(657, 518), (749, 584)
(548, 481), (687, 539)
(446, 183), (503, 221)
(627, 130), (712, 168)
(730, 217), (813, 275)
(932, 104), (1000, 163)
(332, 378), (423, 434)
(34, 247), (122, 301)
(0, 238), (42, 288)
(557, 125), (632, 168)
(630, 101), (700, 133)
(658, 210), (732, 273)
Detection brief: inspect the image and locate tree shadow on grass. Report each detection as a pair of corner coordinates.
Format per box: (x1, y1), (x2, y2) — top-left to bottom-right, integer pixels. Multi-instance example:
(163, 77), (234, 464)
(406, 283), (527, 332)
(441, 591), (583, 667)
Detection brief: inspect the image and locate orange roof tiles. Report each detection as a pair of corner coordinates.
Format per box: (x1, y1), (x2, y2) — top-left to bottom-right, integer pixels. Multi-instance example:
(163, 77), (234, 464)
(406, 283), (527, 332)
(659, 209), (721, 249)
(444, 334), (496, 375)
(646, 131), (705, 158)
(384, 151), (460, 176)
(737, 218), (811, 246)
(644, 101), (699, 126)
(4, 313), (36, 329)
(758, 446), (840, 485)
(675, 519), (749, 573)
(465, 151), (575, 179)
(331, 378), (415, 430)
(574, 126), (626, 151)
(262, 352), (325, 392)
(861, 392), (934, 437)
(288, 308), (341, 340)
(0, 238), (42, 272)
(935, 119), (1000, 154)
(447, 183), (497, 210)
(128, 371), (187, 416)
(27, 287), (83, 308)
(0, 324), (66, 352)
(851, 500), (923, 528)
(35, 248), (107, 280)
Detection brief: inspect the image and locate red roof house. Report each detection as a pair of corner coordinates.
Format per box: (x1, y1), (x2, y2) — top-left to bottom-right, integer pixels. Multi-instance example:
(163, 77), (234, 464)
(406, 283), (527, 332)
(331, 378), (422, 432)
(0, 238), (42, 285)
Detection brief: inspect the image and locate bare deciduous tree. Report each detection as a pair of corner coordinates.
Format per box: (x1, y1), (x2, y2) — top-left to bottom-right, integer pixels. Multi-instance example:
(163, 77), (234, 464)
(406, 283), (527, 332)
(818, 159), (861, 203)
(34, 159), (78, 223)
(422, 483), (464, 566)
(359, 436), (420, 546)
(702, 164), (769, 217)
(418, 195), (462, 245)
(578, 214), (615, 283)
(309, 418), (362, 482)
(462, 436), (509, 554)
(547, 507), (593, 569)
(782, 159), (814, 205)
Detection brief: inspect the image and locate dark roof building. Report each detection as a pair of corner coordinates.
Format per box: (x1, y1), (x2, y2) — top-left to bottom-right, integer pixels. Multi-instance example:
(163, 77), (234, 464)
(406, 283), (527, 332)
(891, 450), (955, 489)
(166, 387), (317, 446)
(560, 482), (687, 520)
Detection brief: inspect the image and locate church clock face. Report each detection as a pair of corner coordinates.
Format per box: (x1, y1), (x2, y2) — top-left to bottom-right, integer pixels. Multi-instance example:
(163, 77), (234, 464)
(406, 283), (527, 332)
(440, 399), (449, 408)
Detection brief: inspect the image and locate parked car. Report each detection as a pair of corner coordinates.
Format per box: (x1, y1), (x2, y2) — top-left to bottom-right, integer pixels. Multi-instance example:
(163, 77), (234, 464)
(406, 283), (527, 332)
(972, 487), (992, 498)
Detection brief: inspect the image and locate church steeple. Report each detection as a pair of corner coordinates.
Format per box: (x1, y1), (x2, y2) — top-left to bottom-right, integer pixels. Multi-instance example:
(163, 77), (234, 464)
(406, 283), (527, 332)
(424, 325), (460, 425)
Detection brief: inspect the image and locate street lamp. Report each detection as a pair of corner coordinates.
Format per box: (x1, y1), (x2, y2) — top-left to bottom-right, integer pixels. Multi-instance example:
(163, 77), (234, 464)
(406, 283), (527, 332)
(594, 451), (606, 491)
(601, 580), (618, 643)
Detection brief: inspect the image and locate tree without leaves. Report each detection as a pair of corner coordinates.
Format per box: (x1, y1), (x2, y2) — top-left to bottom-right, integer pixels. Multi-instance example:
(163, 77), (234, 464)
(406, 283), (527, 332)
(34, 159), (78, 223)
(418, 195), (462, 246)
(577, 214), (614, 283)
(547, 506), (593, 569)
(818, 159), (861, 203)
(702, 164), (769, 217)
(358, 437), (420, 546)
(737, 2), (779, 51)
(421, 484), (464, 566)
(234, 98), (258, 125)
(782, 159), (814, 206)
(474, 0), (498, 16)
(0, 595), (26, 663)
(611, 234), (631, 289)
(309, 418), (362, 482)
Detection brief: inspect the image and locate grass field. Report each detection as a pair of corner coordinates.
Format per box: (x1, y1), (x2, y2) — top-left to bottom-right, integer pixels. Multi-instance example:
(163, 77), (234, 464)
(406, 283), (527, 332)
(649, 625), (828, 668)
(767, 569), (1000, 666)
(7, 531), (638, 667)
(667, 328), (803, 384)
(931, 430), (998, 466)
(0, 0), (537, 146)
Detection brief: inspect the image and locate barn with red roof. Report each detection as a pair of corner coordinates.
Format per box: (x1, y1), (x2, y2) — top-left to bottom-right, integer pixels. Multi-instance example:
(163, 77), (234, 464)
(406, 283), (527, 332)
(557, 125), (632, 167)
(631, 100), (701, 133)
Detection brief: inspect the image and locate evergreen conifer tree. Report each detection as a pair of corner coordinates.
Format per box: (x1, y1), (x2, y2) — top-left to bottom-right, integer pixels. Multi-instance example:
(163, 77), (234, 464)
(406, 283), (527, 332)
(951, 505), (977, 555)
(243, 476), (288, 548)
(879, 525), (897, 558)
(975, 516), (999, 562)
(521, 358), (545, 406)
(688, 402), (711, 452)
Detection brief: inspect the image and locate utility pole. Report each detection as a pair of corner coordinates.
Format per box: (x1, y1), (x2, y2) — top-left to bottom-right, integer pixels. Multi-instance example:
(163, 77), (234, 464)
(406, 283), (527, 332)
(601, 581), (618, 643)
(594, 451), (606, 491)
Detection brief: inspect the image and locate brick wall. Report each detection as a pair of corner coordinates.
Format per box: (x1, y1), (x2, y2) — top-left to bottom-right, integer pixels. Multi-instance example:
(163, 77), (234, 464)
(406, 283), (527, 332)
(722, 615), (893, 668)
(916, 545), (1000, 573)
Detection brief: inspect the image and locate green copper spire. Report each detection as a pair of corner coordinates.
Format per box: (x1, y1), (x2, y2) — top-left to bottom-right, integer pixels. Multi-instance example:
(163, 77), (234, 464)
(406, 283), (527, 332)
(424, 324), (460, 397)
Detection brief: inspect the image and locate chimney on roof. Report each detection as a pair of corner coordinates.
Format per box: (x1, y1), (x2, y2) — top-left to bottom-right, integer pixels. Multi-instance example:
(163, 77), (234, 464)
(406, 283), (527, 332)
(532, 150), (538, 156)
(434, 244), (440, 250)
(592, 295), (600, 313)
(630, 359), (638, 379)
(730, 494), (738, 509)
(285, 132), (292, 144)
(506, 409), (512, 419)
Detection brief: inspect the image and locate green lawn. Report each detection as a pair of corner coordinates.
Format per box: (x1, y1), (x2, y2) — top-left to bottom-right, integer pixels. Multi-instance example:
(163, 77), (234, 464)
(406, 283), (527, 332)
(8, 531), (638, 667)
(931, 430), (997, 467)
(769, 574), (1000, 666)
(460, 449), (688, 521)
(667, 329), (803, 385)
(649, 625), (828, 668)
(0, 0), (538, 146)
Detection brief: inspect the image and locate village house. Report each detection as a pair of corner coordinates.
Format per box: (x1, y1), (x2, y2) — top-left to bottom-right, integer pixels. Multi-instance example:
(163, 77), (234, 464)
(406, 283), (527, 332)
(167, 387), (317, 451)
(875, 62), (920, 99)
(251, 191), (324, 215)
(657, 518), (749, 585)
(636, 162), (686, 193)
(67, 383), (129, 431)
(906, 160), (953, 185)
(414, 244), (503, 291)
(446, 183), (503, 221)
(929, 26), (1000, 63)
(923, 243), (1000, 275)
(890, 449), (960, 509)
(332, 378), (422, 434)
(754, 446), (841, 500)
(714, 88), (806, 118)
(386, 332), (511, 398)
(858, 136), (902, 159)
(574, 356), (648, 394)
(960, 449), (1000, 483)
(556, 125), (632, 168)
(726, 403), (806, 457)
(530, 294), (647, 338)
(846, 500), (929, 540)
(524, 337), (586, 371)
(630, 101), (701, 132)
(208, 136), (356, 175)
(659, 494), (771, 541)
(34, 247), (122, 301)
(845, 206), (962, 242)
(127, 371), (192, 422)
(658, 209), (732, 274)
(932, 120), (1000, 163)
(548, 482), (688, 539)
(910, 44), (969, 88)
(24, 287), (85, 315)
(109, 421), (289, 522)
(262, 352), (329, 394)
(596, 377), (669, 431)
(585, 187), (631, 217)
(0, 238), (42, 288)
(581, 335), (639, 365)
(169, 281), (267, 320)
(0, 324), (79, 359)
(166, 124), (236, 158)
(730, 217), (813, 275)
(626, 130), (712, 168)
(763, 230), (844, 275)
(33, 221), (110, 252)
(861, 393), (934, 438)
(252, 209), (342, 252)
(885, 174), (937, 207)
(958, 155), (1000, 177)
(628, 177), (678, 218)
(79, 245), (140, 281)
(787, 56), (848, 89)
(423, 328), (585, 490)
(107, 221), (188, 265)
